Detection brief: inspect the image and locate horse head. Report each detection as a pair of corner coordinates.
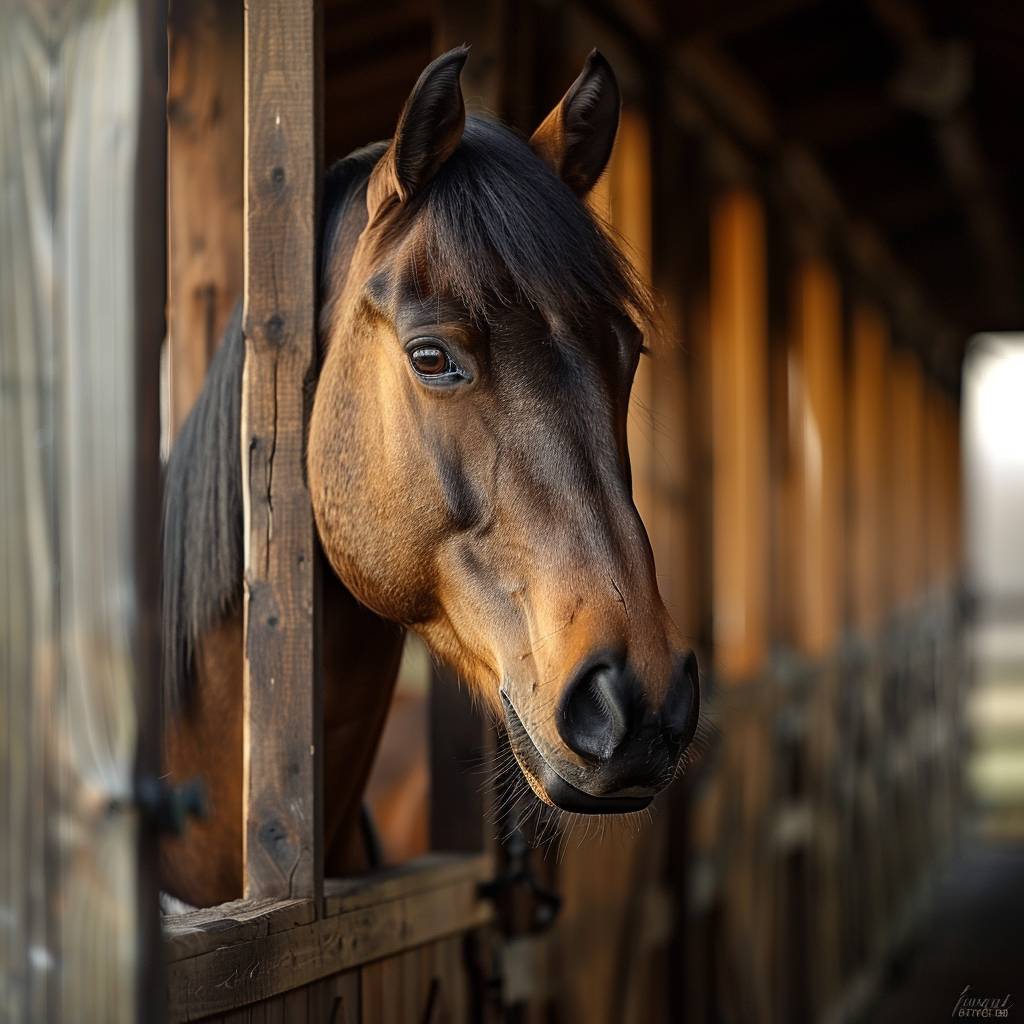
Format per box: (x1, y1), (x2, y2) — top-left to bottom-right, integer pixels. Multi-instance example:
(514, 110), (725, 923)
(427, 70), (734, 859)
(309, 48), (700, 814)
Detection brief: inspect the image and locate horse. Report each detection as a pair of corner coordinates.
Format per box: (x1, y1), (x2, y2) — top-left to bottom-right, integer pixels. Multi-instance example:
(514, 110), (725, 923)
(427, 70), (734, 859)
(160, 46), (701, 908)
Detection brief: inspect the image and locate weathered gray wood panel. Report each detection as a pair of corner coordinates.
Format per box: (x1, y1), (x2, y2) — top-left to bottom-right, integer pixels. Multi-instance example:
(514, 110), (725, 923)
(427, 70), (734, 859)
(0, 0), (165, 1019)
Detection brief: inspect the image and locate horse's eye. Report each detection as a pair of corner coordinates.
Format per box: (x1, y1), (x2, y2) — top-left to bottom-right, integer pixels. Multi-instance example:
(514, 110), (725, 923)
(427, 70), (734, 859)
(410, 344), (451, 378)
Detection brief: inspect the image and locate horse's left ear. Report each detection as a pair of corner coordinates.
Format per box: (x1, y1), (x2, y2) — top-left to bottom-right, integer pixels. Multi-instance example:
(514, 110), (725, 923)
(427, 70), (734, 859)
(530, 49), (620, 197)
(368, 46), (468, 218)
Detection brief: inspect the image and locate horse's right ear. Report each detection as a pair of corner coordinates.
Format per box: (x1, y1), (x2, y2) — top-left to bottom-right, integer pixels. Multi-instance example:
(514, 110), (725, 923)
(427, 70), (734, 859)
(367, 47), (468, 220)
(529, 50), (620, 197)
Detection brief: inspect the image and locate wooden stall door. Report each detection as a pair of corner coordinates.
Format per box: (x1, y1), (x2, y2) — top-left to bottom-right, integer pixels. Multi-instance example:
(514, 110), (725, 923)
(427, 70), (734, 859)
(1, 1), (166, 1019)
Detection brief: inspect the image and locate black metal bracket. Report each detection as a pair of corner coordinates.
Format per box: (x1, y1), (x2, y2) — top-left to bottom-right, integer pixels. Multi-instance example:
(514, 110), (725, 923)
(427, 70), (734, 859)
(478, 828), (562, 932)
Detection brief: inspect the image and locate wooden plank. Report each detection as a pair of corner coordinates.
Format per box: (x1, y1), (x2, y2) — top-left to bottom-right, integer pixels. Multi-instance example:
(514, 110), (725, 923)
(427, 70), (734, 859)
(943, 396), (962, 585)
(167, 0), (244, 438)
(241, 0), (323, 901)
(924, 384), (949, 594)
(324, 852), (493, 916)
(162, 854), (490, 962)
(321, 970), (361, 1024)
(0, 1), (166, 1019)
(709, 189), (770, 680)
(163, 897), (315, 963)
(887, 350), (925, 608)
(167, 863), (494, 1020)
(791, 259), (844, 656)
(848, 304), (890, 634)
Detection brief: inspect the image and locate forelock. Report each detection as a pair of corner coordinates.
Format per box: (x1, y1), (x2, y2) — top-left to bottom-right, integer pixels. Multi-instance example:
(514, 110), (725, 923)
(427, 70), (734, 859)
(380, 117), (653, 330)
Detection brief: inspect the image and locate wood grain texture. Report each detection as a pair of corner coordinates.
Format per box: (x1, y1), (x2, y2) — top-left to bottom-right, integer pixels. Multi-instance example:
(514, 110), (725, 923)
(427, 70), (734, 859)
(241, 0), (323, 902)
(166, 856), (493, 1020)
(0, 0), (165, 1018)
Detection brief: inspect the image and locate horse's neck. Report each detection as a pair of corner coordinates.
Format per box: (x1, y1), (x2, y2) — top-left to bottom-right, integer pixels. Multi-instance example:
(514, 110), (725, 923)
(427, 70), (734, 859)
(321, 567), (404, 728)
(320, 566), (405, 874)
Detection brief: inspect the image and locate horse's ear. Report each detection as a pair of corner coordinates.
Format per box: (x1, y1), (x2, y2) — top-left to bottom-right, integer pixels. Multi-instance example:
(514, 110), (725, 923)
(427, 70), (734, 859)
(368, 46), (468, 218)
(530, 49), (620, 197)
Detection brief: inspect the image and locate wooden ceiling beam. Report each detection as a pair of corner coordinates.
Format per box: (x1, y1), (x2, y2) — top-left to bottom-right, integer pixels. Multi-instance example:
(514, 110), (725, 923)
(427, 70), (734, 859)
(776, 89), (899, 151)
(870, 0), (1024, 324)
(658, 0), (821, 42)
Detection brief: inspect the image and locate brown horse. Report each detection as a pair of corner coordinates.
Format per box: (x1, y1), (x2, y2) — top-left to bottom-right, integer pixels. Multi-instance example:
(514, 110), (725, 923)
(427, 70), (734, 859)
(161, 47), (700, 908)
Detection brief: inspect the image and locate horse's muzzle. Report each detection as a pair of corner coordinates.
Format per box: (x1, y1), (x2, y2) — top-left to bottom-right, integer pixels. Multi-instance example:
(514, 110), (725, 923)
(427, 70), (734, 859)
(502, 693), (655, 813)
(500, 650), (700, 812)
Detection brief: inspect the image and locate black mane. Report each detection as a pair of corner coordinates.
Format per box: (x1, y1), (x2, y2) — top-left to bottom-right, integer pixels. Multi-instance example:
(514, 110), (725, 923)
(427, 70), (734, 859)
(376, 117), (651, 326)
(162, 120), (647, 709)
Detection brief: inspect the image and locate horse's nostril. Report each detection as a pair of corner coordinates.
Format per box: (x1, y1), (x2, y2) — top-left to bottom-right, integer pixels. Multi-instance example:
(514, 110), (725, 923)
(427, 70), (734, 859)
(663, 650), (700, 746)
(557, 656), (631, 763)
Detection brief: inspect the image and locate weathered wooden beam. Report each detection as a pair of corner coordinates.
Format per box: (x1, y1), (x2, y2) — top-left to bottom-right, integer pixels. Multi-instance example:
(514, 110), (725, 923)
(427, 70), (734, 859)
(872, 0), (1024, 325)
(166, 855), (494, 1020)
(242, 0), (323, 902)
(1, 0), (166, 1018)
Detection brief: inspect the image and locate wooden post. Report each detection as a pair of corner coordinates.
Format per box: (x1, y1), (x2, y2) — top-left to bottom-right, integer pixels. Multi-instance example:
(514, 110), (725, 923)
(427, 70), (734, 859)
(709, 188), (769, 681)
(848, 304), (890, 635)
(888, 350), (925, 609)
(845, 301), (891, 965)
(791, 259), (844, 657)
(242, 0), (323, 902)
(790, 257), (845, 1014)
(0, 0), (165, 1017)
(707, 185), (775, 1024)
(925, 383), (956, 595)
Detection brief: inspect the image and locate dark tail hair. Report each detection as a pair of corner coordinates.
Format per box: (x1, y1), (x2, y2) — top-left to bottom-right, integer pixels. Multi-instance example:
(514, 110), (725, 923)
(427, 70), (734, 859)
(161, 304), (245, 711)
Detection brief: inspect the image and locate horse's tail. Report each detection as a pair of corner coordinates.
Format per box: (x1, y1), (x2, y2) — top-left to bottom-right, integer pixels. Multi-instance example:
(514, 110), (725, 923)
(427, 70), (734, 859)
(162, 303), (244, 713)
